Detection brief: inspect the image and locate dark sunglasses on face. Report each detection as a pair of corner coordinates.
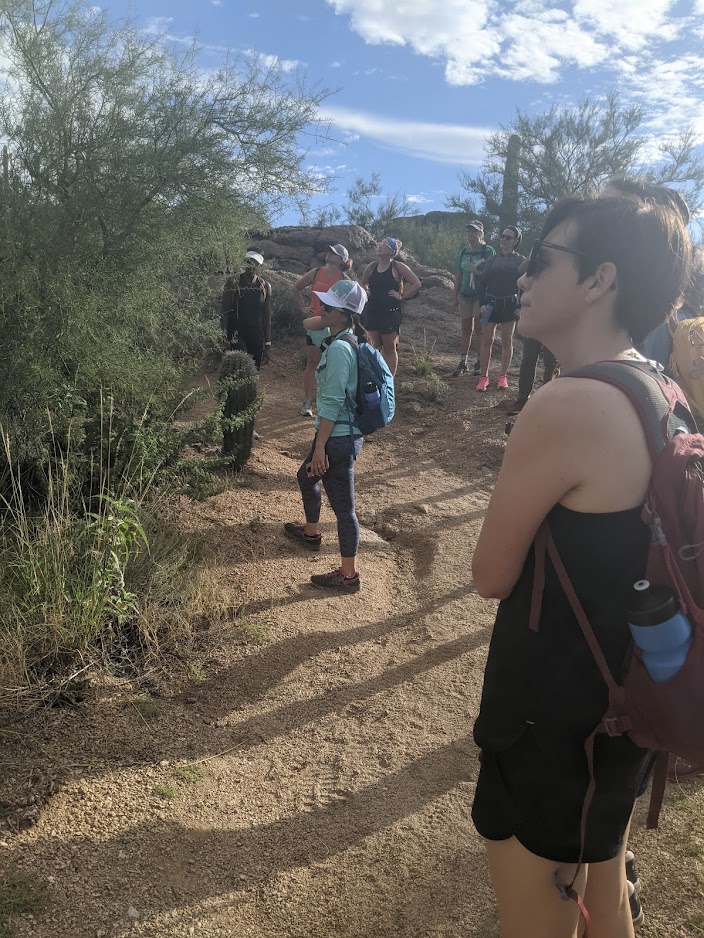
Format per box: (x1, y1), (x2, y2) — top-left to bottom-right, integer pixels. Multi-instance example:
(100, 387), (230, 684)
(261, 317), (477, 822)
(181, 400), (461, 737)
(499, 234), (515, 241)
(526, 240), (586, 278)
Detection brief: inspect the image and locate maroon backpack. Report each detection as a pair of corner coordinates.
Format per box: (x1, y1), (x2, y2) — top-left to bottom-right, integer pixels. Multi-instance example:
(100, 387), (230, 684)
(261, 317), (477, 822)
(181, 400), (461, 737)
(530, 361), (704, 930)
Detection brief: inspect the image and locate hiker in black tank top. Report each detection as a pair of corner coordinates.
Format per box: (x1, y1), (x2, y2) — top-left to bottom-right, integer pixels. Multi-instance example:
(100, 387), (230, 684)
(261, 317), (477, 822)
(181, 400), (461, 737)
(470, 193), (691, 938)
(360, 237), (420, 376)
(221, 251), (272, 370)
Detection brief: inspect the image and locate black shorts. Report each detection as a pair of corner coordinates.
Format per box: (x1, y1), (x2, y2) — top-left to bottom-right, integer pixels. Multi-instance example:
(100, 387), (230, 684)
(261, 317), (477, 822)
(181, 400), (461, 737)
(487, 296), (519, 324)
(471, 726), (655, 864)
(363, 304), (402, 335)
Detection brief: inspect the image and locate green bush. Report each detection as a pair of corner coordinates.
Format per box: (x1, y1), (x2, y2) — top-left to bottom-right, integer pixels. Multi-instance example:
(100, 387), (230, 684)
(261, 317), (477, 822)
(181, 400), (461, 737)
(394, 218), (469, 270)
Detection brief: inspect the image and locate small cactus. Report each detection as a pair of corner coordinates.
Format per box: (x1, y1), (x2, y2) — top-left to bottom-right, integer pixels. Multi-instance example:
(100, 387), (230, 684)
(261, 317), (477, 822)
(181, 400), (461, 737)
(219, 350), (262, 469)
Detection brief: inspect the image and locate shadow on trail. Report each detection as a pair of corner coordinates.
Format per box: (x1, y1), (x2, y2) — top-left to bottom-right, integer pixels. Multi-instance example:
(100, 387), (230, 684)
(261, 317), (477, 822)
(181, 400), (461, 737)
(197, 626), (492, 750)
(179, 582), (482, 720)
(17, 735), (486, 930)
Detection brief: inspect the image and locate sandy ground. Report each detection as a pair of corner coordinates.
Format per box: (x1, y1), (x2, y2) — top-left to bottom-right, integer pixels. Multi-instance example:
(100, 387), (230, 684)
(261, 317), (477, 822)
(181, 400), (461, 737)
(0, 302), (702, 937)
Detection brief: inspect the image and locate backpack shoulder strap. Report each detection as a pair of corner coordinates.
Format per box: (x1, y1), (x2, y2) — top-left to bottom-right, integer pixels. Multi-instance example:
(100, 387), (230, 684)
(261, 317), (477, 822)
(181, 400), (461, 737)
(567, 360), (695, 459)
(333, 332), (363, 416)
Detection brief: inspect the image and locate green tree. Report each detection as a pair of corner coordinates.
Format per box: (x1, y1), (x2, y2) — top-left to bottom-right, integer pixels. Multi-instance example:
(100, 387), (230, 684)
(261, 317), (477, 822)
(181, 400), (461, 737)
(449, 94), (704, 240)
(0, 0), (330, 484)
(301, 172), (414, 237)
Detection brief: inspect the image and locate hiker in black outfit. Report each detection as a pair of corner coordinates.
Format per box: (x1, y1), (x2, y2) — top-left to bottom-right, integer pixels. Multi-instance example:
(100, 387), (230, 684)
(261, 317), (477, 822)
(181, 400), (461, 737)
(360, 237), (421, 377)
(221, 250), (272, 370)
(476, 226), (525, 392)
(471, 195), (691, 938)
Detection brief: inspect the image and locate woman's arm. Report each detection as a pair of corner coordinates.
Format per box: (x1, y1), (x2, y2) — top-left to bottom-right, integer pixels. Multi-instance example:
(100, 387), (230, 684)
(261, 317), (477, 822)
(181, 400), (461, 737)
(394, 262), (421, 300)
(292, 269), (316, 314)
(302, 314), (324, 331)
(360, 262), (375, 293)
(472, 381), (587, 599)
(452, 271), (462, 308)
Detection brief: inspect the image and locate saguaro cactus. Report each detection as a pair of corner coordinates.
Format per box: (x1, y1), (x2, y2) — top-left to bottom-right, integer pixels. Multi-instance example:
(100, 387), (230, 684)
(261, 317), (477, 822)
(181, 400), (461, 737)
(219, 350), (261, 470)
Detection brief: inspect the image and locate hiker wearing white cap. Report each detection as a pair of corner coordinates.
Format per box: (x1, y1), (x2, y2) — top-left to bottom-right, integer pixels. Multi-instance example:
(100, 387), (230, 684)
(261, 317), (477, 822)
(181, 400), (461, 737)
(284, 278), (370, 593)
(452, 221), (495, 377)
(220, 250), (272, 370)
(293, 244), (353, 417)
(360, 237), (421, 376)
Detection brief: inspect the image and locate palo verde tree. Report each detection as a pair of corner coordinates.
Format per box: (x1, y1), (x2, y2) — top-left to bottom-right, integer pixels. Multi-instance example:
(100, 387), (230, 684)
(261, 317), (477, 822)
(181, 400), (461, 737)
(0, 0), (330, 486)
(303, 171), (413, 238)
(449, 94), (704, 241)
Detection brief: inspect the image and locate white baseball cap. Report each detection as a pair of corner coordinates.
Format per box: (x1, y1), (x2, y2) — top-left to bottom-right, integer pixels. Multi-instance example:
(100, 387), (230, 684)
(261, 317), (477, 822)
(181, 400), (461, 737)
(328, 243), (349, 261)
(314, 279), (367, 314)
(244, 250), (264, 265)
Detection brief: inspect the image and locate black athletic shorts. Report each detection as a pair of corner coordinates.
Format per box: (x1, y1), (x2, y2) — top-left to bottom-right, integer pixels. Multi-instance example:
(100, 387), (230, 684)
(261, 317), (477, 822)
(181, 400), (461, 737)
(363, 303), (402, 335)
(486, 295), (519, 324)
(472, 726), (655, 864)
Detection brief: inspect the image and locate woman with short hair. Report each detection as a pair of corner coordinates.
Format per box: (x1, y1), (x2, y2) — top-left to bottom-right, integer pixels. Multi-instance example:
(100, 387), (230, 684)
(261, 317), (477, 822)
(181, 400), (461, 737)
(472, 194), (691, 937)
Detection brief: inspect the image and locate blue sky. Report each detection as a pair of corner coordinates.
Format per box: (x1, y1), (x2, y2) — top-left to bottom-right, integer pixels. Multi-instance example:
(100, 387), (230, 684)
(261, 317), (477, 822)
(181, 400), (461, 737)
(111, 0), (704, 225)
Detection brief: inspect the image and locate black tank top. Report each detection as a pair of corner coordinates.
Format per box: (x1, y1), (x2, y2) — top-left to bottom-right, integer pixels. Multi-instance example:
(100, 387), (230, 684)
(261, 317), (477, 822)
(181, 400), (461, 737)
(234, 277), (265, 326)
(368, 263), (400, 313)
(473, 502), (649, 749)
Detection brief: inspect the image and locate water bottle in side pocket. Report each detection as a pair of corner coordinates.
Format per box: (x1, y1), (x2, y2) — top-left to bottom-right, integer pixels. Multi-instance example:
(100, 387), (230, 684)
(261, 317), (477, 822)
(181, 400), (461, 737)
(627, 579), (693, 683)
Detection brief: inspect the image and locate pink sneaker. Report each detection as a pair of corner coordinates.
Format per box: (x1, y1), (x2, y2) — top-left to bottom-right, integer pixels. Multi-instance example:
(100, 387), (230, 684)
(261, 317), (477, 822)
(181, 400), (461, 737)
(497, 374), (509, 390)
(476, 376), (489, 392)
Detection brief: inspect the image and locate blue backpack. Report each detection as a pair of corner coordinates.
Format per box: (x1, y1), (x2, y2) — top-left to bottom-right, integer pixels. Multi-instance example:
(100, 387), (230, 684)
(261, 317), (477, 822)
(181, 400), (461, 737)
(335, 334), (395, 436)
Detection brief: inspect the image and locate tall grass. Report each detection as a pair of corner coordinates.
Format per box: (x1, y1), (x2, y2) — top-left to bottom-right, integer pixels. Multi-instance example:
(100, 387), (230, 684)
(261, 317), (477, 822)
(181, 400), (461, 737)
(0, 423), (221, 714)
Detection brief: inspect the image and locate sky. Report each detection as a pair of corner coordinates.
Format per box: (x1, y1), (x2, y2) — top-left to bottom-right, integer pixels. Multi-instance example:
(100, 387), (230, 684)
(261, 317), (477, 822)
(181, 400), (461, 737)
(108, 0), (704, 226)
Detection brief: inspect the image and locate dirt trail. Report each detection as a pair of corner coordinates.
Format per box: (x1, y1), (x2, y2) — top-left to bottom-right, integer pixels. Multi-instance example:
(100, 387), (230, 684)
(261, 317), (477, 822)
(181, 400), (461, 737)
(1, 316), (702, 937)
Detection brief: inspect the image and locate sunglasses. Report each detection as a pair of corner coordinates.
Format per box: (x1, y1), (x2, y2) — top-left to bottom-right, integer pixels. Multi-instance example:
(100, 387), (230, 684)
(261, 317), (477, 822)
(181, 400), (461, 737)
(526, 240), (586, 278)
(499, 234), (515, 241)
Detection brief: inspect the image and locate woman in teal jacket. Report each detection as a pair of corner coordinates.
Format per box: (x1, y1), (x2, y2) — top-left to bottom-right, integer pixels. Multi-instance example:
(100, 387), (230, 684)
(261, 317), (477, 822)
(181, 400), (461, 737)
(284, 279), (369, 593)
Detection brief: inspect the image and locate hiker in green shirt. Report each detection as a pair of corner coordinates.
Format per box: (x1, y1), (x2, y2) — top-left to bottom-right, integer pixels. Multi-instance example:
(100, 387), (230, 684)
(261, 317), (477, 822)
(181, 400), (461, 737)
(451, 221), (495, 377)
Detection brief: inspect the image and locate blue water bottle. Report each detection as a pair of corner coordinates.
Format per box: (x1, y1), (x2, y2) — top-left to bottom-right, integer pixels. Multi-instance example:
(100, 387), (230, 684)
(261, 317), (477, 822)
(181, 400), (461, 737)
(363, 380), (381, 410)
(627, 580), (692, 683)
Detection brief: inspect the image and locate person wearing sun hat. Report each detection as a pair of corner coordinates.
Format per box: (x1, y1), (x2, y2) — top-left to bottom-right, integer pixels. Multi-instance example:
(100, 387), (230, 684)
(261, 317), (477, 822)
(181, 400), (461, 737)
(293, 243), (354, 417)
(360, 237), (421, 376)
(451, 221), (495, 377)
(220, 249), (272, 369)
(284, 278), (370, 593)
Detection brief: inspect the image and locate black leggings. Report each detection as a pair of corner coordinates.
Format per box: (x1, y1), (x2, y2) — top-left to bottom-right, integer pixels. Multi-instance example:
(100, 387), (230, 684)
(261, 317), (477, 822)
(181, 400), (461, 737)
(297, 435), (363, 557)
(227, 316), (263, 371)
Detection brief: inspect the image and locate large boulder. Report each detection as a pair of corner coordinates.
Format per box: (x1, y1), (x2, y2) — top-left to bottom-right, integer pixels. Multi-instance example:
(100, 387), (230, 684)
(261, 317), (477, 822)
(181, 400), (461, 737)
(312, 225), (376, 255)
(247, 239), (314, 266)
(267, 226), (321, 250)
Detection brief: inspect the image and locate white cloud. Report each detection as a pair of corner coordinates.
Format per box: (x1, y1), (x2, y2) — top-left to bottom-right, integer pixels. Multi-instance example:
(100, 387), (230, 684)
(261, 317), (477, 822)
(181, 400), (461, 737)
(211, 0), (223, 6)
(407, 193), (434, 205)
(325, 0), (699, 86)
(319, 105), (490, 165)
(244, 50), (301, 73)
(307, 163), (348, 182)
(330, 61), (343, 68)
(248, 11), (260, 16)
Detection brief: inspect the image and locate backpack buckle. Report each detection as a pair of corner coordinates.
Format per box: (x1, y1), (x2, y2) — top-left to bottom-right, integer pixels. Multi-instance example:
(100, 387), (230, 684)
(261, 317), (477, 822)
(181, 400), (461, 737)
(603, 715), (629, 737)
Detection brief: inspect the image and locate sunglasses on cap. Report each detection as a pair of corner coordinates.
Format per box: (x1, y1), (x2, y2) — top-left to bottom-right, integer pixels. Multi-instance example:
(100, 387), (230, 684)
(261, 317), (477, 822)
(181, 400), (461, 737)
(525, 240), (586, 278)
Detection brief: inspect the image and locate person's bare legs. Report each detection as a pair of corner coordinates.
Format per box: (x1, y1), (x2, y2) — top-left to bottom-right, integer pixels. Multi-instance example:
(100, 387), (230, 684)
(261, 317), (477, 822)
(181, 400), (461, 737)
(472, 317), (483, 363)
(304, 345), (321, 404)
(499, 321), (517, 377)
(367, 329), (383, 351)
(580, 820), (635, 938)
(479, 323), (497, 377)
(486, 837), (584, 938)
(381, 332), (399, 376)
(460, 316), (474, 358)
(486, 834), (634, 938)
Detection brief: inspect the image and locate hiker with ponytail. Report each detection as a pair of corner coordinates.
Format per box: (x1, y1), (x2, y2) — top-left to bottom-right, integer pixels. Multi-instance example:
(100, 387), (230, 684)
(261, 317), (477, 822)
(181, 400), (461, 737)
(293, 244), (352, 417)
(284, 279), (370, 594)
